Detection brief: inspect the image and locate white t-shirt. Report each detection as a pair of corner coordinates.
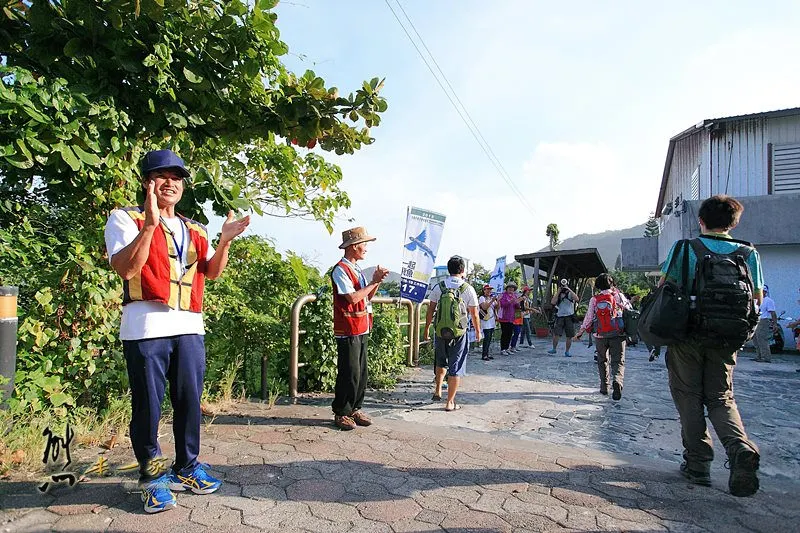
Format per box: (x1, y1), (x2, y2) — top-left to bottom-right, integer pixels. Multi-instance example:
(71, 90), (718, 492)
(104, 209), (215, 341)
(331, 257), (372, 337)
(428, 276), (479, 308)
(478, 295), (496, 329)
(759, 296), (776, 319)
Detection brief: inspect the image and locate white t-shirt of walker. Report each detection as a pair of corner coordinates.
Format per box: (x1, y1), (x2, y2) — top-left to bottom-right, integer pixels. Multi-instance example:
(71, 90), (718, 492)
(104, 209), (215, 341)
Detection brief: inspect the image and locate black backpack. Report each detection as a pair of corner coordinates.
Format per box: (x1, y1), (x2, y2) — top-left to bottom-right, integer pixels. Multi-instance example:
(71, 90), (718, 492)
(689, 236), (759, 348)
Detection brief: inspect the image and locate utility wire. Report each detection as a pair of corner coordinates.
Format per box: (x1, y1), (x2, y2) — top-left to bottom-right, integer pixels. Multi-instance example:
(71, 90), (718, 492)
(392, 0), (534, 211)
(384, 0), (537, 218)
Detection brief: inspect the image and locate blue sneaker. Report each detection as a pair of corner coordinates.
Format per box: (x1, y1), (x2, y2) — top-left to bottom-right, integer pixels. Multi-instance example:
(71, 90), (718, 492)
(564, 351), (571, 357)
(168, 464), (222, 495)
(140, 474), (177, 514)
(547, 349), (557, 355)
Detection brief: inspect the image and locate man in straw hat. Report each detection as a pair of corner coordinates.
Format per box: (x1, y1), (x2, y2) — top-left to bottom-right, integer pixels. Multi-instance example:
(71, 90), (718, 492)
(330, 226), (389, 430)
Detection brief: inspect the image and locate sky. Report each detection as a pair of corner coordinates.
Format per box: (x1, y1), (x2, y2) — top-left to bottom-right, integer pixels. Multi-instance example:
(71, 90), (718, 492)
(211, 0), (800, 275)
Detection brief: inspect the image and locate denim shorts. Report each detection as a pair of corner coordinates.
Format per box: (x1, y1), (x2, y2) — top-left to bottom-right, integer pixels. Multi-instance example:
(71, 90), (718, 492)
(434, 334), (469, 377)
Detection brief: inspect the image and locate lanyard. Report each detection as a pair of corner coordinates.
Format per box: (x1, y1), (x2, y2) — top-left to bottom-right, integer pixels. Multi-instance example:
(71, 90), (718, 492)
(161, 216), (186, 275)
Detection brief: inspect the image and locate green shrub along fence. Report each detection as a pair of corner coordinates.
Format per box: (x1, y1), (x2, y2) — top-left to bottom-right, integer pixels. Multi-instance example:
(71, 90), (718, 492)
(0, 235), (410, 421)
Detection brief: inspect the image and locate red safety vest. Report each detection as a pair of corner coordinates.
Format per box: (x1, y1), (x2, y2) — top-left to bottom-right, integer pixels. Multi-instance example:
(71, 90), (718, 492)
(120, 207), (209, 312)
(331, 260), (372, 336)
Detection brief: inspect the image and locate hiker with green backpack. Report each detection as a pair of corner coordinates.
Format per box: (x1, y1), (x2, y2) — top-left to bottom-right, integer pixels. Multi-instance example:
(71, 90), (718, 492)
(423, 256), (481, 412)
(658, 195), (763, 498)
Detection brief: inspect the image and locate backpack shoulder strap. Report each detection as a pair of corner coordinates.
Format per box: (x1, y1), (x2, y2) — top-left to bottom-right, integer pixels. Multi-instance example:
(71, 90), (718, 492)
(439, 281), (447, 291)
(457, 282), (469, 295)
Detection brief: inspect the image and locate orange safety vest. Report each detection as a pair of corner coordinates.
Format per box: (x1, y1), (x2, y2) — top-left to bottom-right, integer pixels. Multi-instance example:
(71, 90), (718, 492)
(120, 207), (209, 312)
(331, 260), (372, 336)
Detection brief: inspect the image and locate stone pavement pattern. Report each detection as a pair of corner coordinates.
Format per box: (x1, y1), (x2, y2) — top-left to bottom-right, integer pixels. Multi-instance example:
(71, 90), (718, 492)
(368, 340), (800, 482)
(2, 340), (800, 532)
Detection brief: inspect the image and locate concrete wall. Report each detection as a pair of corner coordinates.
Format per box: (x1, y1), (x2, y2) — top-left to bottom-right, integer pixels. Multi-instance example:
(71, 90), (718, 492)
(620, 237), (659, 271)
(759, 244), (800, 351)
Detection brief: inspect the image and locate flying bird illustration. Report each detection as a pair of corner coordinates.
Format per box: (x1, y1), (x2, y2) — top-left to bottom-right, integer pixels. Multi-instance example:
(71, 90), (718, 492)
(404, 228), (436, 261)
(489, 266), (504, 282)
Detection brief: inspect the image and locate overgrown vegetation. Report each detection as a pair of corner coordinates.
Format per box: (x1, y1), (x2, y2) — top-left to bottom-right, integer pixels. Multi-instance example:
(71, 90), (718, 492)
(0, 1), (400, 474)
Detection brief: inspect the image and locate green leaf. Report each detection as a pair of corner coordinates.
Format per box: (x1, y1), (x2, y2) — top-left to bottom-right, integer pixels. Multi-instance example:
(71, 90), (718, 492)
(50, 392), (73, 408)
(58, 144), (82, 171)
(110, 11), (123, 29)
(35, 289), (53, 306)
(72, 144), (102, 166)
(166, 113), (188, 128)
(63, 38), (82, 58)
(183, 66), (204, 84)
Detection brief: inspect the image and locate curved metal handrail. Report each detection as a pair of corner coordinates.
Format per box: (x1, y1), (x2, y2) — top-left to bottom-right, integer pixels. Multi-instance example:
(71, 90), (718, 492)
(288, 294), (417, 399)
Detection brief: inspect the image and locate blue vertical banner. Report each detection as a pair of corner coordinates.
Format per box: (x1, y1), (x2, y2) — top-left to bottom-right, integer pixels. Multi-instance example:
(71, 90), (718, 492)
(400, 207), (446, 303)
(489, 256), (506, 295)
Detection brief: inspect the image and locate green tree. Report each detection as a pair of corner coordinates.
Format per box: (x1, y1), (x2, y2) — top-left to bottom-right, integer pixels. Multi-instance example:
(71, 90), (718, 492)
(644, 212), (660, 238)
(0, 0), (387, 414)
(467, 262), (490, 293)
(505, 264), (522, 288)
(546, 223), (560, 251)
(380, 280), (400, 297)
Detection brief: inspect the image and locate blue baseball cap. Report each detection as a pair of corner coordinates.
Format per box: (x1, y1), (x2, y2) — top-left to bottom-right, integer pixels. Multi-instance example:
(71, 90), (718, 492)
(140, 149), (190, 178)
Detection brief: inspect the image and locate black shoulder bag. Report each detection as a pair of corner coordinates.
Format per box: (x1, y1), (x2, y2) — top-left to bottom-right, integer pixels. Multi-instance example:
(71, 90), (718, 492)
(637, 240), (691, 346)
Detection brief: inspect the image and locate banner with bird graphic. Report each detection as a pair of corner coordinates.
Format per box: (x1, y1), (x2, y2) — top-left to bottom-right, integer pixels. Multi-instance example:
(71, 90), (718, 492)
(399, 206), (446, 303)
(489, 256), (506, 295)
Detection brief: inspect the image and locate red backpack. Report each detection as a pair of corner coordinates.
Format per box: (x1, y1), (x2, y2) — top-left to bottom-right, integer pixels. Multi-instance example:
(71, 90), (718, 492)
(593, 292), (624, 338)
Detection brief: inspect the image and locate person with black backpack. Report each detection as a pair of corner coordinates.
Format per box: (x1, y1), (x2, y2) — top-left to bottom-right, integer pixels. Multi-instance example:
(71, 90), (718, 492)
(659, 195), (763, 497)
(423, 256), (481, 412)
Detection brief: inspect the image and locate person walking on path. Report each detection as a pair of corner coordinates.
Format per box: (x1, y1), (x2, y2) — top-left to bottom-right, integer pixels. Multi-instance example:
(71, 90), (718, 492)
(752, 284), (777, 363)
(497, 282), (521, 355)
(478, 284), (498, 361)
(105, 149), (250, 513)
(659, 194), (763, 497)
(575, 274), (631, 400)
(330, 227), (389, 431)
(423, 256), (481, 411)
(519, 286), (536, 349)
(549, 279), (578, 357)
(509, 290), (524, 353)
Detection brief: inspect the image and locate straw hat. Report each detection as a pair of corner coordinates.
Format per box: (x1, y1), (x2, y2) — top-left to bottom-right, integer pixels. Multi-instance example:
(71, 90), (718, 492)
(338, 226), (376, 249)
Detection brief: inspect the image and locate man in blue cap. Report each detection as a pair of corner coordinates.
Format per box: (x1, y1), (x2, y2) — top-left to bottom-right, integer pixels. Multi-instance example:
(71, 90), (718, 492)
(104, 149), (250, 513)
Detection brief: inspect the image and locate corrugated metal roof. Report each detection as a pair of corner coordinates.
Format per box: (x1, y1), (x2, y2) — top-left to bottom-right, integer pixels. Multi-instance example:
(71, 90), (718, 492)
(656, 107), (800, 214)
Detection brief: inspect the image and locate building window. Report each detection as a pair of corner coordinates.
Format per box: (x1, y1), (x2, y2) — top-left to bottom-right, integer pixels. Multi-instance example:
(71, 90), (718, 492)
(772, 143), (800, 194)
(690, 166), (700, 200)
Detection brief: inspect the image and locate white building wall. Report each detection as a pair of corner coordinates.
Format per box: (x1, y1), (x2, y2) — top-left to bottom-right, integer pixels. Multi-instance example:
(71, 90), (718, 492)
(758, 244), (800, 351)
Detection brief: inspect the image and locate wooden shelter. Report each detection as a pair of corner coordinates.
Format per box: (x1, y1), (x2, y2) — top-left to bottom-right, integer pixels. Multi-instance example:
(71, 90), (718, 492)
(514, 248), (608, 306)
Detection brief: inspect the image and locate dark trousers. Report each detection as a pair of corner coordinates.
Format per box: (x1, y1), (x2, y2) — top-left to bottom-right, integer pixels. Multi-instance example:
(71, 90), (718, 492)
(666, 342), (758, 473)
(123, 334), (206, 481)
(511, 324), (522, 348)
(596, 336), (626, 389)
(332, 334), (369, 416)
(481, 328), (494, 358)
(499, 322), (513, 350)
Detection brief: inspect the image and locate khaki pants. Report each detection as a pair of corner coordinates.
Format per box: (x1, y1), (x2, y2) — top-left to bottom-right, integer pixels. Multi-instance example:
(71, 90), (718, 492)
(596, 336), (625, 390)
(753, 319), (772, 362)
(666, 342), (758, 473)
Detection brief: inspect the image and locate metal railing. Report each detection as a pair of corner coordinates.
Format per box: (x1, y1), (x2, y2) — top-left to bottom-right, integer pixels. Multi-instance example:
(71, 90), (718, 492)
(288, 295), (417, 399)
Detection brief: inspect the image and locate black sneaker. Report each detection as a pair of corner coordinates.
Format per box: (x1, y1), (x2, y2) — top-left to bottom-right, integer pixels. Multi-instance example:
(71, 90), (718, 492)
(728, 445), (760, 497)
(612, 382), (622, 401)
(680, 462), (711, 487)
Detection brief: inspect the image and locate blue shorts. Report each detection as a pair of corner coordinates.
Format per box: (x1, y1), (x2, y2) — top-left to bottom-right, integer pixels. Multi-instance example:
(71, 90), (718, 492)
(434, 334), (469, 377)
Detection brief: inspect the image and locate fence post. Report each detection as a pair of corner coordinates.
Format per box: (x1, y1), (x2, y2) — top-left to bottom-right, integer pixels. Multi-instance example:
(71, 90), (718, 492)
(0, 286), (19, 409)
(289, 294), (317, 400)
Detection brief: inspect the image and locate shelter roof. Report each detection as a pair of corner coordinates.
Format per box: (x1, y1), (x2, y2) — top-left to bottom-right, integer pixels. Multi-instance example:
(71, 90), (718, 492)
(514, 248), (607, 279)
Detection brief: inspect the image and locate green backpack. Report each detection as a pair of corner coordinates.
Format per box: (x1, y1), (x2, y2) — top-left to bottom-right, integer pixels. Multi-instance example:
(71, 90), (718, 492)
(434, 281), (470, 341)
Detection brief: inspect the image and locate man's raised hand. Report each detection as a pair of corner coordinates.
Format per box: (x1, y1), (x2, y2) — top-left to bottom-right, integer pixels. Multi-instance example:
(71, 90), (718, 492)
(220, 210), (251, 244)
(144, 180), (159, 229)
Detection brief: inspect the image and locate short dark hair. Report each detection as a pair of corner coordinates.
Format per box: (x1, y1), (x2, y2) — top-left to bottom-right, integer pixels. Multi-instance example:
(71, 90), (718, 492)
(595, 273), (614, 291)
(447, 255), (465, 275)
(698, 195), (743, 231)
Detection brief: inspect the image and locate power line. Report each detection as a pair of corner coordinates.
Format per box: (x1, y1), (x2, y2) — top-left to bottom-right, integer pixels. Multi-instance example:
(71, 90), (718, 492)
(384, 0), (537, 218)
(392, 0), (534, 211)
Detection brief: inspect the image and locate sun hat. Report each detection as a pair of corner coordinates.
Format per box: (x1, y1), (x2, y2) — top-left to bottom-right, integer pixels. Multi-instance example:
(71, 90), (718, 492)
(338, 226), (376, 249)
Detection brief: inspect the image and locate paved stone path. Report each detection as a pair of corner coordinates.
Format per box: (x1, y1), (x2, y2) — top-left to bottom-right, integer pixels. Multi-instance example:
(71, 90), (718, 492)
(2, 340), (800, 532)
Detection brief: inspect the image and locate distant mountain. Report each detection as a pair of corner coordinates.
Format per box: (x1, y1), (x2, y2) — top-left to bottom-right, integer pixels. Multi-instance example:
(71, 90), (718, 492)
(537, 223), (647, 269)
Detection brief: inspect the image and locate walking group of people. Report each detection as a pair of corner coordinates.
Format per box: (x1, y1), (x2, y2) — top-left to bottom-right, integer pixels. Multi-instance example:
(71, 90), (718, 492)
(105, 152), (764, 515)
